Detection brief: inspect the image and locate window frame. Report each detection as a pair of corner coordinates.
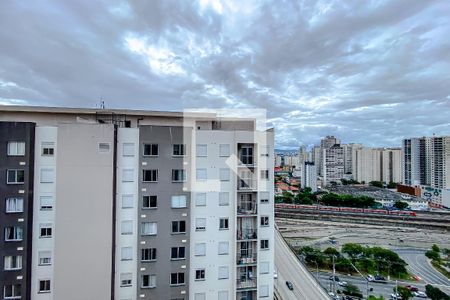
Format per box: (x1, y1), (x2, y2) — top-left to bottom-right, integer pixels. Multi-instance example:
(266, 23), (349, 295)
(142, 195), (157, 209)
(6, 169), (25, 184)
(219, 218), (229, 230)
(172, 144), (186, 156)
(38, 279), (51, 294)
(171, 220), (186, 234)
(171, 169), (187, 182)
(41, 142), (55, 156)
(5, 198), (24, 213)
(170, 272), (185, 286)
(141, 222), (157, 236)
(141, 274), (157, 289)
(170, 247), (186, 260)
(143, 144), (159, 157)
(260, 216), (269, 227)
(142, 169), (158, 182)
(7, 141), (25, 156)
(195, 268), (205, 281)
(141, 248), (157, 262)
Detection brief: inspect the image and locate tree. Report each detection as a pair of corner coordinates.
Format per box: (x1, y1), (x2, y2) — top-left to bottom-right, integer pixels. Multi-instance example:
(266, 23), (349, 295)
(396, 286), (413, 300)
(432, 244), (440, 253)
(425, 284), (450, 300)
(343, 283), (363, 298)
(425, 250), (441, 262)
(342, 243), (366, 262)
(387, 181), (397, 189)
(370, 181), (384, 188)
(324, 247), (340, 257)
(393, 201), (409, 210)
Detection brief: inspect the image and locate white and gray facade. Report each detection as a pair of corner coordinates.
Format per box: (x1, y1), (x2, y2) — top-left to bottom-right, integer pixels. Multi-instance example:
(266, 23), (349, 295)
(0, 105), (274, 300)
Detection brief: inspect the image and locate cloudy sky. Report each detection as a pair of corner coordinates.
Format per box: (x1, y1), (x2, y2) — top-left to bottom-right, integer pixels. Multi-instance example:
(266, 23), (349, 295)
(1, 0), (449, 149)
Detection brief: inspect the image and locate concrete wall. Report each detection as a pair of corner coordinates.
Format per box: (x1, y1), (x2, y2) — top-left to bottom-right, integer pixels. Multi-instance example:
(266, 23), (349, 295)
(53, 123), (114, 300)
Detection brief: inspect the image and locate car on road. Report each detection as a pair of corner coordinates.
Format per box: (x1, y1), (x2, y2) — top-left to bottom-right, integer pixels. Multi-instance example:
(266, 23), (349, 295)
(286, 281), (293, 290)
(329, 275), (340, 282)
(338, 281), (348, 287)
(413, 291), (427, 298)
(390, 293), (402, 300)
(405, 285), (418, 292)
(374, 274), (386, 281)
(367, 274), (375, 282)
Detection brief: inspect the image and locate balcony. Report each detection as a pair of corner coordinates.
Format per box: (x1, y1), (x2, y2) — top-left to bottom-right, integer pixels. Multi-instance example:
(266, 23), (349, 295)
(237, 178), (257, 191)
(237, 229), (257, 241)
(236, 253), (257, 265)
(237, 202), (257, 215)
(236, 277), (257, 290)
(237, 291), (256, 300)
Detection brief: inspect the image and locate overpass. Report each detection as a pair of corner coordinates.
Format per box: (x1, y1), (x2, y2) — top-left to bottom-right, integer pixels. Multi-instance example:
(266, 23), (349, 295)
(274, 228), (330, 300)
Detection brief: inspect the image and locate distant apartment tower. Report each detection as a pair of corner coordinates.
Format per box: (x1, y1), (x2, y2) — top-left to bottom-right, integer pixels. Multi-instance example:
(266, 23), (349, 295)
(0, 106), (275, 300)
(301, 162), (317, 192)
(322, 144), (344, 185)
(403, 136), (450, 189)
(354, 147), (401, 184)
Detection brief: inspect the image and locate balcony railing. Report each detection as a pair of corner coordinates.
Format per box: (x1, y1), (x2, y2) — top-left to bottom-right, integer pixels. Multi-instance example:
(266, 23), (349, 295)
(237, 229), (257, 240)
(236, 277), (257, 290)
(236, 253), (257, 265)
(237, 203), (257, 215)
(236, 291), (256, 300)
(237, 179), (257, 190)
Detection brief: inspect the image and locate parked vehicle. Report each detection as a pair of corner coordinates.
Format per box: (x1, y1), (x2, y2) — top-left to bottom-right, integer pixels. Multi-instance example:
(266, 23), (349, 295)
(390, 293), (402, 300)
(286, 281), (293, 290)
(413, 291), (427, 298)
(405, 285), (418, 292)
(338, 281), (348, 287)
(329, 275), (340, 282)
(367, 275), (375, 282)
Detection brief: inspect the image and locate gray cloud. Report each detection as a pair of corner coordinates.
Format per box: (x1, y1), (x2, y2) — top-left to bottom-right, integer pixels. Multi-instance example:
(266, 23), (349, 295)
(1, 0), (449, 148)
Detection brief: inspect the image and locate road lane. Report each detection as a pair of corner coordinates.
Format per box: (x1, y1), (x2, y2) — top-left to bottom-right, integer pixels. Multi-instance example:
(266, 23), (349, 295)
(274, 229), (330, 300)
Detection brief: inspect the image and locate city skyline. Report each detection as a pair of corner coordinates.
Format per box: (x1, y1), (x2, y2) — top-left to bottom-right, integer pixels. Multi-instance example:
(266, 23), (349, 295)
(1, 1), (450, 148)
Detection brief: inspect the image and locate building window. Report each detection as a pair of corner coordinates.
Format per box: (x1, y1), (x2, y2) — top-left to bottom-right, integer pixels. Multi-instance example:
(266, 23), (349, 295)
(195, 193), (206, 206)
(40, 168), (55, 183)
(260, 216), (269, 227)
(170, 272), (185, 286)
(260, 192), (269, 203)
(219, 192), (229, 206)
(195, 243), (206, 256)
(219, 218), (229, 230)
(240, 146), (254, 165)
(172, 169), (187, 182)
(171, 195), (187, 208)
(195, 218), (206, 231)
(218, 266), (229, 279)
(4, 226), (23, 241)
(121, 247), (133, 261)
(122, 194), (134, 209)
(196, 168), (207, 181)
(219, 144), (230, 157)
(120, 273), (132, 287)
(171, 221), (186, 234)
(7, 141), (25, 156)
(218, 241), (229, 255)
(3, 284), (21, 299)
(173, 144), (186, 156)
(122, 169), (134, 182)
(121, 220), (133, 235)
(141, 222), (157, 235)
(38, 280), (51, 293)
(196, 144), (207, 157)
(38, 251), (51, 266)
(141, 274), (156, 288)
(122, 143), (135, 157)
(260, 239), (269, 250)
(98, 143), (111, 153)
(39, 196), (53, 211)
(219, 168), (230, 181)
(39, 224), (52, 238)
(3, 255), (22, 270)
(5, 198), (23, 213)
(143, 195), (157, 209)
(195, 293), (206, 300)
(6, 169), (24, 184)
(195, 269), (205, 281)
(218, 290), (229, 300)
(143, 169), (158, 182)
(141, 248), (157, 262)
(170, 247), (186, 260)
(260, 262), (270, 274)
(260, 169), (269, 180)
(41, 142), (55, 156)
(259, 285), (269, 297)
(143, 144), (158, 156)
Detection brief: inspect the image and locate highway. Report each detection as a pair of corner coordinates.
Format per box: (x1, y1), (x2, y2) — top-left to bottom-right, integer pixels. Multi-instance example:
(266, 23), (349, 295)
(274, 229), (330, 300)
(395, 248), (450, 294)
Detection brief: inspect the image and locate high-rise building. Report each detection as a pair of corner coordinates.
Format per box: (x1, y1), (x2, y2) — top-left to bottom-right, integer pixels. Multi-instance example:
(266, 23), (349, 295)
(0, 106), (275, 300)
(312, 146), (322, 176)
(353, 147), (401, 184)
(322, 144), (344, 185)
(403, 136), (450, 189)
(301, 162), (317, 192)
(381, 148), (402, 184)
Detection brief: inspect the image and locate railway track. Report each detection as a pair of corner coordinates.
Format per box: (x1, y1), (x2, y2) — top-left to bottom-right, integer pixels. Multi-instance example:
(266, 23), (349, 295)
(275, 209), (450, 230)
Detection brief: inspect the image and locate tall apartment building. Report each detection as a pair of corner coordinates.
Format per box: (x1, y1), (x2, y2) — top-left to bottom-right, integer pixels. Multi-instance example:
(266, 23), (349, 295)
(403, 136), (450, 189)
(322, 144), (344, 185)
(0, 106), (275, 300)
(353, 147), (401, 184)
(300, 162), (317, 192)
(381, 148), (402, 184)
